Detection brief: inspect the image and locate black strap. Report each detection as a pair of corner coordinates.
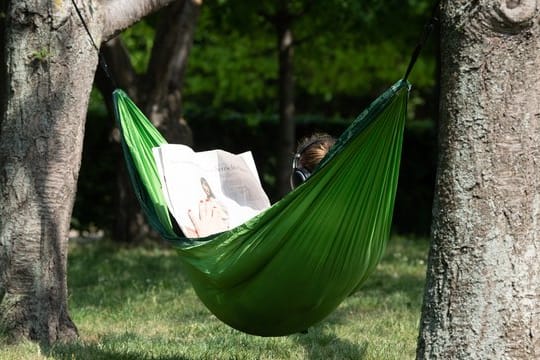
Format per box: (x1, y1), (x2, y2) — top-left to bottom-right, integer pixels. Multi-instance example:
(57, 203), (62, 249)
(70, 0), (117, 88)
(403, 0), (441, 82)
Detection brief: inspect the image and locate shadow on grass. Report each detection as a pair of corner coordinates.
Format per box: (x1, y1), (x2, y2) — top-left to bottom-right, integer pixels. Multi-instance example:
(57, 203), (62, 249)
(46, 328), (367, 360)
(47, 332), (189, 360)
(68, 239), (191, 310)
(293, 327), (368, 360)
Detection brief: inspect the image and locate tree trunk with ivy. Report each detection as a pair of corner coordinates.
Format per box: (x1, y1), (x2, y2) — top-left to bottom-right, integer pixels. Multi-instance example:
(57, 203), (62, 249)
(417, 1), (540, 358)
(0, 0), (176, 344)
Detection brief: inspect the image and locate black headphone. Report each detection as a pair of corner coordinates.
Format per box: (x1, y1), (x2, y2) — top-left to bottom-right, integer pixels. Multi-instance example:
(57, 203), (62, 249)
(290, 152), (311, 190)
(290, 135), (333, 190)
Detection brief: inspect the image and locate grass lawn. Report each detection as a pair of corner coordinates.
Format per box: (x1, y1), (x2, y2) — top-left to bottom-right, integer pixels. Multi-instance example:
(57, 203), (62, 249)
(1, 235), (428, 360)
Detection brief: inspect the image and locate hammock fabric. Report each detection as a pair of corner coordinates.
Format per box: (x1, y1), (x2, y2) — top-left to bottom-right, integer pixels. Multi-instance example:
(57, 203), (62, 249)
(113, 79), (410, 336)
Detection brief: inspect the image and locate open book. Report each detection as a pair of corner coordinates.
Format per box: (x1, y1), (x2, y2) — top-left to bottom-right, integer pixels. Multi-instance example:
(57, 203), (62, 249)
(153, 144), (271, 238)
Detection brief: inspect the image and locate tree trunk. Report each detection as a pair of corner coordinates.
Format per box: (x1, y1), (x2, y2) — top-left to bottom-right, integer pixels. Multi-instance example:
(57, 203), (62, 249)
(0, 0), (6, 107)
(276, 14), (295, 198)
(0, 0), (175, 344)
(417, 1), (540, 359)
(0, 0), (97, 343)
(143, 0), (200, 145)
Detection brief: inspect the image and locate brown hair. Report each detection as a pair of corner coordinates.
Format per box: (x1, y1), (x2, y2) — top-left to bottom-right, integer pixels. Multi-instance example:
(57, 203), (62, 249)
(296, 133), (335, 172)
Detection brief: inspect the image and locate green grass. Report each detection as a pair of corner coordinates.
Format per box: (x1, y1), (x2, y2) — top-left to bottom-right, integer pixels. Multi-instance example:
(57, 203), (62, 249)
(1, 236), (428, 360)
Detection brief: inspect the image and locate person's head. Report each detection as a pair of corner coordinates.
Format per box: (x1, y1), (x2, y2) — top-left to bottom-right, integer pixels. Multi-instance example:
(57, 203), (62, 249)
(290, 133), (335, 189)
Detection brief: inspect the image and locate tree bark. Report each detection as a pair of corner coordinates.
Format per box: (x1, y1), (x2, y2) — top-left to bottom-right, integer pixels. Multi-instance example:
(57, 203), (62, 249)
(417, 1), (540, 359)
(143, 0), (200, 145)
(101, 0), (177, 41)
(0, 0), (6, 109)
(0, 0), (175, 344)
(276, 9), (296, 198)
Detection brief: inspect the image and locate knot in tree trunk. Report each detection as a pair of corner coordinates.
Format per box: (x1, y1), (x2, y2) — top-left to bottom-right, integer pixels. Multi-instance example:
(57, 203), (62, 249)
(489, 0), (537, 33)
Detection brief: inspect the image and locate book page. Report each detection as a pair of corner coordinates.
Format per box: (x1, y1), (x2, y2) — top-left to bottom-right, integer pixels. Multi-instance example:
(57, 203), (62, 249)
(153, 144), (270, 238)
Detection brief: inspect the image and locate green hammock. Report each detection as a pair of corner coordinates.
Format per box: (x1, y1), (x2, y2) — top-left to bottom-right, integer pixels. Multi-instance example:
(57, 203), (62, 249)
(113, 79), (410, 336)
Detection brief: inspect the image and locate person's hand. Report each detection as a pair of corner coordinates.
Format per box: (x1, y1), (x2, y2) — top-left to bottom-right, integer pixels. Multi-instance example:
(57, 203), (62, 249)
(187, 199), (229, 237)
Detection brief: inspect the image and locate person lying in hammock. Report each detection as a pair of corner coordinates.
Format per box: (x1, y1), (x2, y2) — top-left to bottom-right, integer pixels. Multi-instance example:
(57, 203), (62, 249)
(290, 132), (336, 189)
(183, 132), (336, 238)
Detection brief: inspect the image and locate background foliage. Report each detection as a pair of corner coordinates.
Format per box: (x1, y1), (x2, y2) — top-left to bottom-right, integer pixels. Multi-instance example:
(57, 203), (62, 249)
(73, 0), (438, 237)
